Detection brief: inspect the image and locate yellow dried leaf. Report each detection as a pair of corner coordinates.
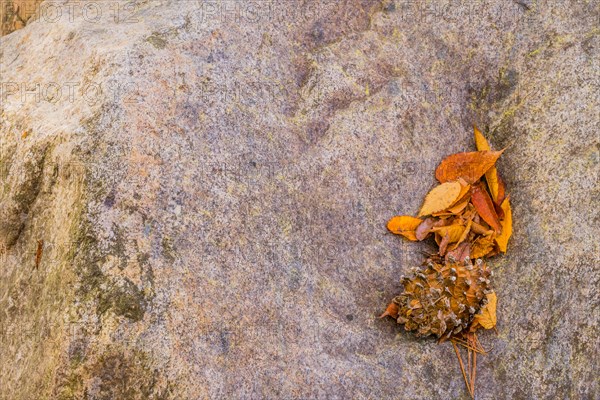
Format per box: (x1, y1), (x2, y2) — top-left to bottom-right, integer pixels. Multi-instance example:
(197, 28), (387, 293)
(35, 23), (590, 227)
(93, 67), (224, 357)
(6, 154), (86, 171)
(473, 126), (490, 151)
(485, 168), (500, 203)
(439, 178), (470, 213)
(495, 197), (512, 252)
(471, 234), (496, 258)
(449, 219), (472, 251)
(474, 292), (497, 329)
(418, 181), (462, 217)
(431, 191), (469, 216)
(453, 179), (471, 204)
(447, 198), (469, 214)
(474, 126), (500, 202)
(431, 212), (453, 218)
(387, 216), (422, 241)
(432, 224), (465, 243)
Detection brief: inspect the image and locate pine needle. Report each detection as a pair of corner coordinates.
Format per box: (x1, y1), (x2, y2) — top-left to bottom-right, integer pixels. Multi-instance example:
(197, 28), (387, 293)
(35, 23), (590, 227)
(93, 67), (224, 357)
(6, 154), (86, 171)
(452, 341), (473, 399)
(469, 333), (478, 398)
(471, 350), (477, 398)
(451, 337), (486, 354)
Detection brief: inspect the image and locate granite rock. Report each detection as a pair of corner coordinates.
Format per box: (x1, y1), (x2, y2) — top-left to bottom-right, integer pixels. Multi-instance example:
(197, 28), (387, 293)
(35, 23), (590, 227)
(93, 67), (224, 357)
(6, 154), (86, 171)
(0, 1), (598, 399)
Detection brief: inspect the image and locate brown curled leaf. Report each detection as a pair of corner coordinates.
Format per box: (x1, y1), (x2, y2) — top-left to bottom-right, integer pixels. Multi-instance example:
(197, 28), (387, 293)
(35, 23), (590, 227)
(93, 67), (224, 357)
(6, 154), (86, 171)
(495, 202), (505, 220)
(438, 232), (450, 256)
(435, 150), (504, 184)
(415, 217), (435, 241)
(460, 204), (477, 220)
(445, 241), (470, 263)
(387, 216), (423, 241)
(471, 183), (502, 233)
(432, 218), (451, 228)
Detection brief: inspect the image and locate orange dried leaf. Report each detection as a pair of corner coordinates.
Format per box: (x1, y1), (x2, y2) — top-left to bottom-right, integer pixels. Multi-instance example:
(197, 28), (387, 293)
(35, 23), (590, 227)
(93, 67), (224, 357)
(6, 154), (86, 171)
(432, 224), (465, 243)
(387, 216), (422, 241)
(495, 174), (506, 206)
(435, 150), (504, 184)
(471, 183), (502, 233)
(495, 198), (512, 252)
(431, 212), (455, 218)
(474, 126), (504, 203)
(471, 234), (496, 259)
(418, 181), (462, 217)
(474, 293), (497, 329)
(471, 221), (493, 236)
(380, 302), (399, 319)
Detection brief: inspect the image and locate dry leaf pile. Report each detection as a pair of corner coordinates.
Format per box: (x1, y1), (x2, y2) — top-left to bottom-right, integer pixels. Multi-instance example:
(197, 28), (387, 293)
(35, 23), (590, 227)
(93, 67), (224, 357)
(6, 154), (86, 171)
(381, 127), (512, 399)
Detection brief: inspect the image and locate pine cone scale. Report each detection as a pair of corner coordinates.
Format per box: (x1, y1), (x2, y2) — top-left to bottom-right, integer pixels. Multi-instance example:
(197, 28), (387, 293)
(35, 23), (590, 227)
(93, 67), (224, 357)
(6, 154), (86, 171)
(392, 257), (492, 339)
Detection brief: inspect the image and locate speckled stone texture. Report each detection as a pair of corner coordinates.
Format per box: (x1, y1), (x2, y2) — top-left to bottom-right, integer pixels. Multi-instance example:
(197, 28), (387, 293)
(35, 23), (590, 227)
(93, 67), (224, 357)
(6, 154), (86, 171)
(0, 1), (598, 399)
(1, 1), (44, 36)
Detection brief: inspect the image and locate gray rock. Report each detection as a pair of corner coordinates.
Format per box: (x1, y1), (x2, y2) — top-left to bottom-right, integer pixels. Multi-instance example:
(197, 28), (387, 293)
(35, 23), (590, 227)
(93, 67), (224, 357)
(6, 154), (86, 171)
(0, 0), (598, 399)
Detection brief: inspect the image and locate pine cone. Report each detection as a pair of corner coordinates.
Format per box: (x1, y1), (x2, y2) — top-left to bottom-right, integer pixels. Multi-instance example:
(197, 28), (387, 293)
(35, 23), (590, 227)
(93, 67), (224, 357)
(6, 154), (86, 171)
(392, 257), (493, 340)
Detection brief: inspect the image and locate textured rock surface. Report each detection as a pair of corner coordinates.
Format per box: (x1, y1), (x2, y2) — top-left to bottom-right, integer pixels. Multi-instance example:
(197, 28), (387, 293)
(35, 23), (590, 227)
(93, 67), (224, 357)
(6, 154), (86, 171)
(1, 0), (598, 399)
(1, 1), (44, 36)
